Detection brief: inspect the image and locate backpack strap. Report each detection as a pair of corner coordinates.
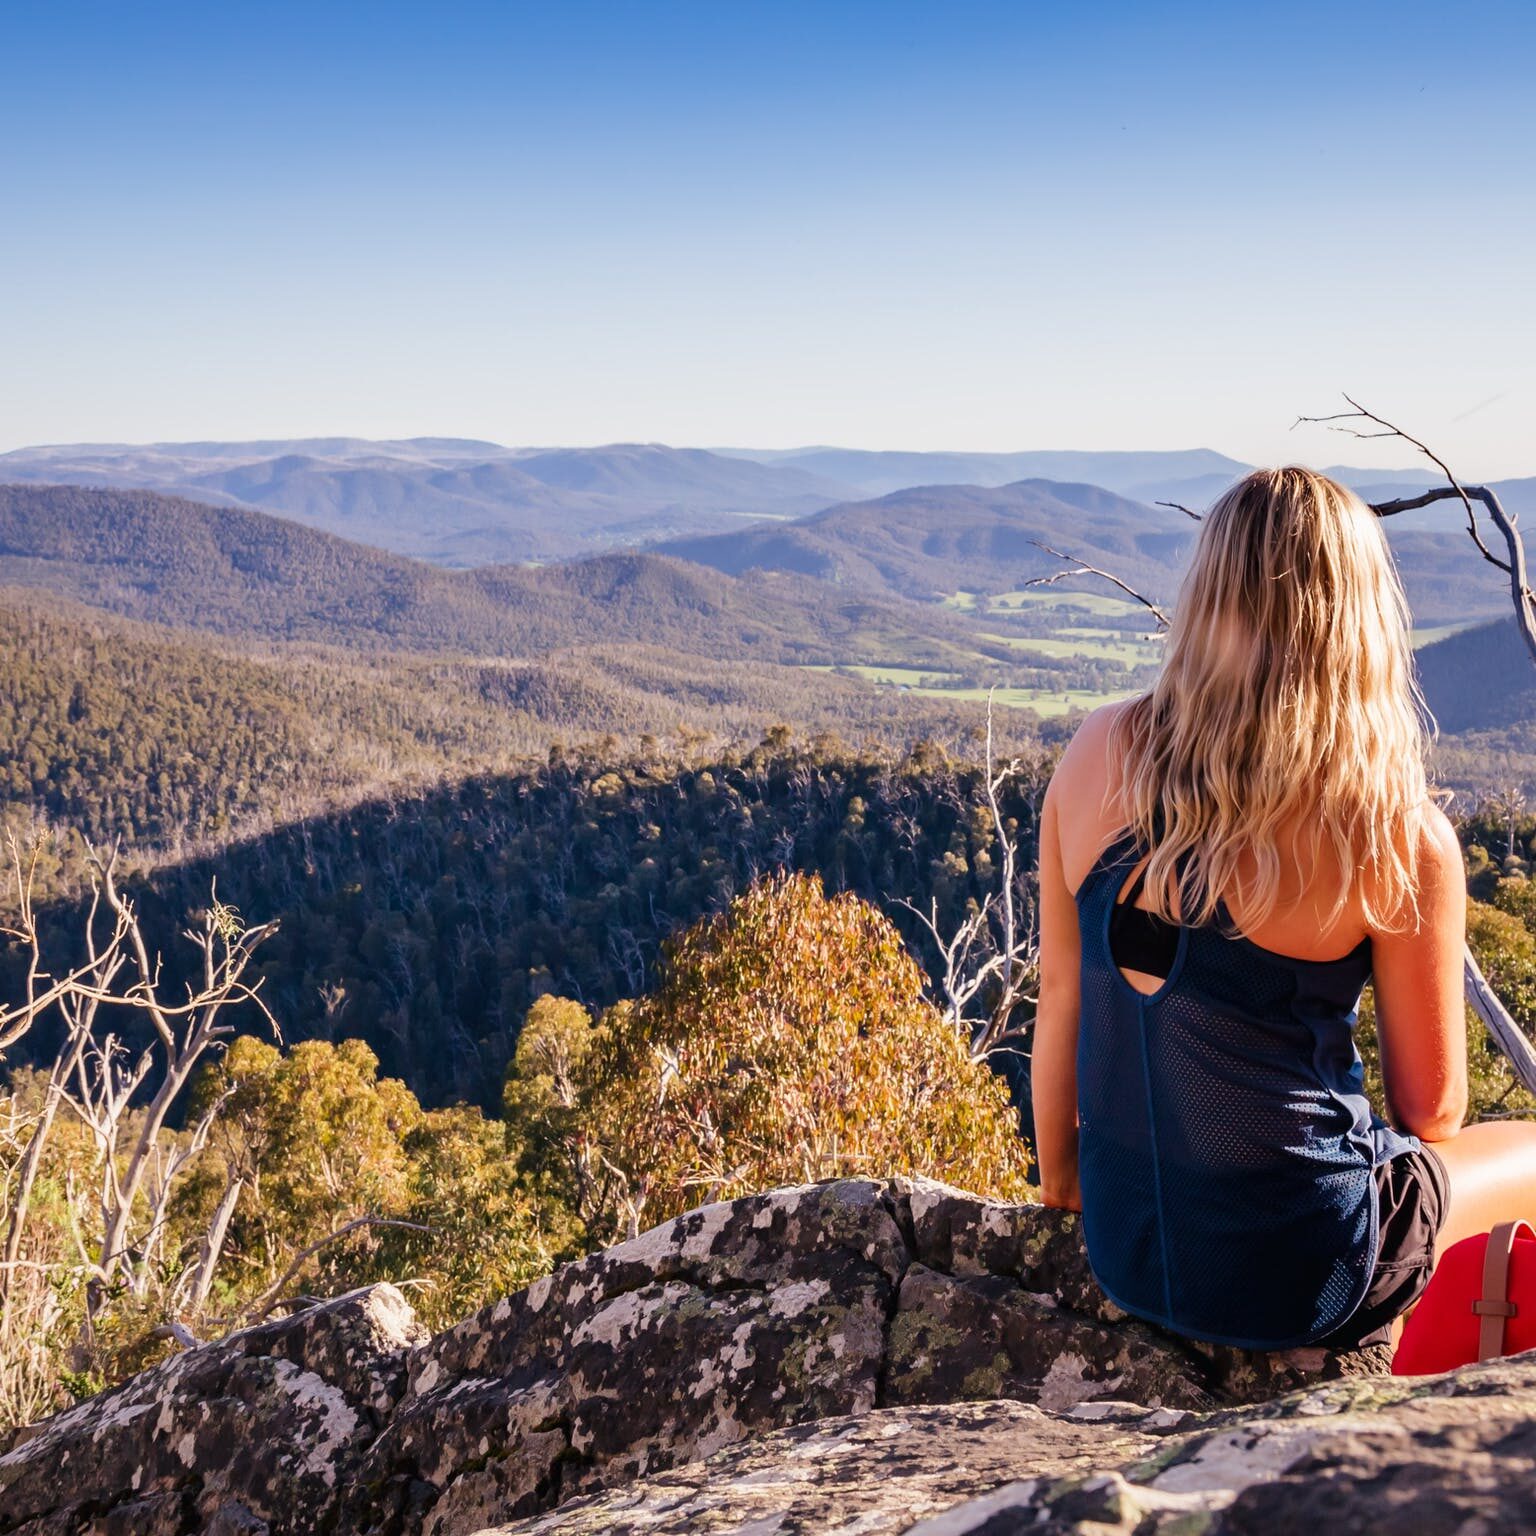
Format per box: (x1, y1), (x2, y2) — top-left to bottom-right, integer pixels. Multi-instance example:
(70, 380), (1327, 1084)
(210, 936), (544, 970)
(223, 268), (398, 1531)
(1471, 1219), (1533, 1361)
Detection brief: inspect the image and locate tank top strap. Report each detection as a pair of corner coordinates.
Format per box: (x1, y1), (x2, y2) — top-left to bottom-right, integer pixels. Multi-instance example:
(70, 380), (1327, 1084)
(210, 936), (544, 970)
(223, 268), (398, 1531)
(1076, 815), (1199, 934)
(1120, 852), (1154, 908)
(1080, 825), (1143, 889)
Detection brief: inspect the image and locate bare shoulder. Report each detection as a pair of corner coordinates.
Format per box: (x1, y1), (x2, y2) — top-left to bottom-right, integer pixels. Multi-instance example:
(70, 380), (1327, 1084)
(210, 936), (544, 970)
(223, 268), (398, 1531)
(1045, 697), (1143, 885)
(1402, 801), (1463, 893)
(1370, 800), (1465, 937)
(1052, 698), (1137, 779)
(1047, 699), (1136, 803)
(1419, 801), (1463, 865)
(1414, 802), (1467, 908)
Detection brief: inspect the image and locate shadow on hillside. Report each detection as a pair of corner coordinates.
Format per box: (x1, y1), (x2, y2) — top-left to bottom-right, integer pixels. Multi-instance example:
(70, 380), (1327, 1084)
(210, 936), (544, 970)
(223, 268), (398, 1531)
(9, 747), (1043, 1118)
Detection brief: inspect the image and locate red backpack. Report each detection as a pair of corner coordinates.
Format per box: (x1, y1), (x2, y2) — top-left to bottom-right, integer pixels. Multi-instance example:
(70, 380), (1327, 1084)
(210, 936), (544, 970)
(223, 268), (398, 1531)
(1392, 1219), (1536, 1374)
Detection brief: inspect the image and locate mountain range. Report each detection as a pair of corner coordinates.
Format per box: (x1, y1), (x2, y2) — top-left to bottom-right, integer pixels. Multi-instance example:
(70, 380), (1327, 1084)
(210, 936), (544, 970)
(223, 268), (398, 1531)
(5, 436), (1528, 570)
(715, 445), (1259, 509)
(0, 440), (856, 566)
(0, 471), (1532, 855)
(660, 478), (1513, 625)
(658, 479), (1195, 601)
(0, 483), (983, 668)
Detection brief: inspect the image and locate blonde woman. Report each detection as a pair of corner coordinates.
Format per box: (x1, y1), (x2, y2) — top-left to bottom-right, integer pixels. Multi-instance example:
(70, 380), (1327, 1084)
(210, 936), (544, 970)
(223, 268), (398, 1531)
(1032, 466), (1536, 1352)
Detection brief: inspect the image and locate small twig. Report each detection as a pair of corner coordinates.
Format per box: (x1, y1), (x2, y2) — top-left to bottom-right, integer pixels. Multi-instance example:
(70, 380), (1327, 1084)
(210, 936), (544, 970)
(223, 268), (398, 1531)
(238, 1217), (437, 1325)
(1155, 500), (1204, 521)
(1025, 541), (1171, 630)
(150, 1320), (200, 1349)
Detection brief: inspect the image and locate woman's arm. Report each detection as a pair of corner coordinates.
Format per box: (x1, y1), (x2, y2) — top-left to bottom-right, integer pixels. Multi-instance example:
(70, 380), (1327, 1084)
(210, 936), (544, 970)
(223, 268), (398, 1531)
(1032, 771), (1084, 1209)
(1371, 805), (1469, 1142)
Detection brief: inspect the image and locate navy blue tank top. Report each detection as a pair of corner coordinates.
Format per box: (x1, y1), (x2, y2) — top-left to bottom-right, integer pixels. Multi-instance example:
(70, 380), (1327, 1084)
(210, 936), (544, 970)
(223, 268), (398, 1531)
(1074, 826), (1421, 1350)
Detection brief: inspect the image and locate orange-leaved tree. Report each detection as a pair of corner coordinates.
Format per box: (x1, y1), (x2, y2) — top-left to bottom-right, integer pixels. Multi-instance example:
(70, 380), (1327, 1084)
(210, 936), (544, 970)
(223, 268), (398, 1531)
(535, 869), (1034, 1240)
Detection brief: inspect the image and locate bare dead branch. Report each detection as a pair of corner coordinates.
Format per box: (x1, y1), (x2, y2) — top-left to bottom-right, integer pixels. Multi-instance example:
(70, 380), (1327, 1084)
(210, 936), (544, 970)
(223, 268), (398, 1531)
(1297, 392), (1481, 538)
(1295, 395), (1536, 673)
(150, 1319), (200, 1350)
(897, 692), (1039, 1058)
(1025, 541), (1172, 630)
(1465, 950), (1536, 1096)
(237, 1217), (437, 1326)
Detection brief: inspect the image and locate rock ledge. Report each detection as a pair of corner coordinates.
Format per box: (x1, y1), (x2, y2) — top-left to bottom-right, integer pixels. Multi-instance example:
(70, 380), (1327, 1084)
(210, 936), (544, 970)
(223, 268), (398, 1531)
(0, 1177), (1408, 1536)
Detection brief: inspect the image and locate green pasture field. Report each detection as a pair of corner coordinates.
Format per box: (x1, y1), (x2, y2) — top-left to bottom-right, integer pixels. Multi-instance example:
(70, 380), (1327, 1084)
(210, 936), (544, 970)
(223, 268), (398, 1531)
(804, 664), (959, 686)
(942, 588), (1145, 618)
(1052, 626), (1163, 641)
(978, 632), (1162, 666)
(907, 682), (1143, 716)
(802, 662), (1144, 719)
(1410, 621), (1481, 650)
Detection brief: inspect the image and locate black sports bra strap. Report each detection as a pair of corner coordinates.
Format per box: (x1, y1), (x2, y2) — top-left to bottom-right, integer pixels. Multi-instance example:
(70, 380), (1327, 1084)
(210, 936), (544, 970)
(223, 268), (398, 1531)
(1115, 810), (1191, 917)
(1119, 855), (1153, 909)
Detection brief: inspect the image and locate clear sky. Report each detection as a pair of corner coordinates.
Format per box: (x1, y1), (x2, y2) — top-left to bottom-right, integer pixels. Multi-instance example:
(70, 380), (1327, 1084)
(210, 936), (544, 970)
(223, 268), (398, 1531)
(2, 1), (1532, 475)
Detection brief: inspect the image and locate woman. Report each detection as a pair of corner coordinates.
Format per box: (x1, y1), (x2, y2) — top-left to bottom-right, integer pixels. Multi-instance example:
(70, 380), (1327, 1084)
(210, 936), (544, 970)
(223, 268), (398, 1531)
(1031, 466), (1536, 1353)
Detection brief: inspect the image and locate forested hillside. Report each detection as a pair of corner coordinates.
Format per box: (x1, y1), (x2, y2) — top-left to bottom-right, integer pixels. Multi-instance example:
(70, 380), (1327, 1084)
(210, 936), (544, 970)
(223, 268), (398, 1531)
(0, 482), (1179, 738)
(0, 589), (1058, 853)
(13, 737), (1048, 1108)
(0, 484), (983, 664)
(657, 479), (1194, 600)
(1415, 618), (1536, 734)
(1409, 619), (1536, 798)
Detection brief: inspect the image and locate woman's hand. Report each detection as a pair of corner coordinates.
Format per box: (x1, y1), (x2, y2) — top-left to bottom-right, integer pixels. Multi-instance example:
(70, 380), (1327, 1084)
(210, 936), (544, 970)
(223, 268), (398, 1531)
(1040, 1177), (1083, 1213)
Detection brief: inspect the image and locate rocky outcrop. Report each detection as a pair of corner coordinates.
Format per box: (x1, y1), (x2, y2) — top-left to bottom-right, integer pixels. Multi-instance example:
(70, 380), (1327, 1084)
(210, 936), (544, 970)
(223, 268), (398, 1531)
(0, 1178), (1403, 1535)
(481, 1362), (1536, 1534)
(0, 1282), (425, 1536)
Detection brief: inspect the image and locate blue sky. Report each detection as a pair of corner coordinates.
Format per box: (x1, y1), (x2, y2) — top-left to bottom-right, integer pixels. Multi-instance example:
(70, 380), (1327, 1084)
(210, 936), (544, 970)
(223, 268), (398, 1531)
(2, 1), (1533, 474)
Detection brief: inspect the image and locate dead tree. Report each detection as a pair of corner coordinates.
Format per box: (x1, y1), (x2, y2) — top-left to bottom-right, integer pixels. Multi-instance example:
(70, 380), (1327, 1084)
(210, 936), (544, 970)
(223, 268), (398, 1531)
(0, 835), (133, 1058)
(0, 853), (130, 1306)
(0, 839), (279, 1345)
(1023, 395), (1536, 1095)
(1481, 783), (1529, 864)
(62, 854), (278, 1318)
(899, 692), (1040, 1063)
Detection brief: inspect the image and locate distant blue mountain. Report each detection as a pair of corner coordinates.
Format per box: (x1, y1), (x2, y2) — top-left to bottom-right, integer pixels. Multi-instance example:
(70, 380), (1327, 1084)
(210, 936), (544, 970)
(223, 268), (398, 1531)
(0, 439), (858, 565)
(712, 446), (1250, 505)
(2, 437), (1526, 574)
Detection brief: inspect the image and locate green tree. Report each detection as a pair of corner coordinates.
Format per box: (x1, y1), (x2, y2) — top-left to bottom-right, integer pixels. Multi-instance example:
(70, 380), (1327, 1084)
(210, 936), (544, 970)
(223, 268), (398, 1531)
(502, 994), (605, 1260)
(383, 1104), (554, 1330)
(189, 1037), (551, 1325)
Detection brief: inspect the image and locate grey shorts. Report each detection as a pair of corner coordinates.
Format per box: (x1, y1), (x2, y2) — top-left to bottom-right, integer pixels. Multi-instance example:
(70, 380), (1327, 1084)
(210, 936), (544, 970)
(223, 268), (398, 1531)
(1313, 1142), (1452, 1351)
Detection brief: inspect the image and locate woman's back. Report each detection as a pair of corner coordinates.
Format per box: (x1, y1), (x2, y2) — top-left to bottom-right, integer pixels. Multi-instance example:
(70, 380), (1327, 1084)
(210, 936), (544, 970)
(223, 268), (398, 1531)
(1055, 704), (1376, 978)
(1060, 715), (1413, 1346)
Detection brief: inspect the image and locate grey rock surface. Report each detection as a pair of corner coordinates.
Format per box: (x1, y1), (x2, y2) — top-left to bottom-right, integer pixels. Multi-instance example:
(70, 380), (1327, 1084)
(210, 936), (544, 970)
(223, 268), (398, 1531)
(0, 1283), (425, 1536)
(0, 1177), (1406, 1536)
(478, 1360), (1536, 1534)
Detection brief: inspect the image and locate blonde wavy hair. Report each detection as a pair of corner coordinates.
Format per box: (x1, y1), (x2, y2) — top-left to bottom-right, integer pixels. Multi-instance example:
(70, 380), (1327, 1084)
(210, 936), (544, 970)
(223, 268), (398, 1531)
(1106, 465), (1434, 936)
